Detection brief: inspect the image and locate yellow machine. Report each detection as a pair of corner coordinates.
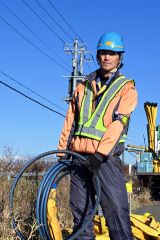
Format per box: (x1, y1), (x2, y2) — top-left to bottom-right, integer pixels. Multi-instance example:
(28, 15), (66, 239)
(128, 102), (160, 199)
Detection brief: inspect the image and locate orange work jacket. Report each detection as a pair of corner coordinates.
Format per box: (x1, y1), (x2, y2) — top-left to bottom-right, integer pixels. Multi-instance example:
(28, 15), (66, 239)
(58, 70), (138, 156)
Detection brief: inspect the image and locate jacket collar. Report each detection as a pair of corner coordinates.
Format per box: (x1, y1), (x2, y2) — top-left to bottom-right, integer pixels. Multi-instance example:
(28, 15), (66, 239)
(86, 69), (121, 83)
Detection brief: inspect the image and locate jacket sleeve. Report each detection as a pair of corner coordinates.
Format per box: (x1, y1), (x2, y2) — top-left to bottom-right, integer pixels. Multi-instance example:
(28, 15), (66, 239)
(57, 93), (76, 151)
(96, 81), (138, 156)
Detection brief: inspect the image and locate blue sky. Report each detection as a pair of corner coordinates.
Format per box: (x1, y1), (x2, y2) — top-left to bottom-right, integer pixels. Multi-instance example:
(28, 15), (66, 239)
(0, 0), (160, 163)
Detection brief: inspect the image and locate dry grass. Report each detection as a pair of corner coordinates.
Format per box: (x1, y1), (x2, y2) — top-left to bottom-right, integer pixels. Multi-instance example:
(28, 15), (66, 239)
(0, 146), (73, 239)
(0, 176), (72, 239)
(56, 176), (73, 230)
(0, 176), (40, 239)
(0, 146), (55, 239)
(0, 146), (156, 239)
(131, 188), (152, 211)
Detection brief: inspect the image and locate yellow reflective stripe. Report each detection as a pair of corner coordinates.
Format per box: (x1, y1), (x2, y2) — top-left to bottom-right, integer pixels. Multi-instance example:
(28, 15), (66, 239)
(75, 129), (127, 143)
(97, 85), (107, 97)
(79, 82), (87, 125)
(98, 81), (101, 90)
(75, 76), (134, 141)
(74, 131), (101, 140)
(88, 90), (93, 119)
(79, 81), (93, 124)
(96, 76), (128, 131)
(75, 125), (107, 139)
(84, 76), (128, 129)
(119, 134), (127, 143)
(121, 115), (129, 126)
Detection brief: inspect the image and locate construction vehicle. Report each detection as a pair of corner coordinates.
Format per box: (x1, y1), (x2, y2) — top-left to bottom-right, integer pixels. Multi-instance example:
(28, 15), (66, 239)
(127, 102), (160, 199)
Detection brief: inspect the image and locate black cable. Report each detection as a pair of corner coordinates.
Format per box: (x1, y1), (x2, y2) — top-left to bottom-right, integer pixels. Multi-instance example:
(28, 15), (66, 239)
(35, 0), (74, 41)
(33, 0), (95, 74)
(0, 16), (69, 72)
(0, 70), (67, 113)
(90, 53), (98, 69)
(47, 0), (97, 70)
(127, 151), (137, 159)
(0, 79), (66, 118)
(47, 0), (84, 43)
(0, 0), (69, 67)
(22, 0), (66, 45)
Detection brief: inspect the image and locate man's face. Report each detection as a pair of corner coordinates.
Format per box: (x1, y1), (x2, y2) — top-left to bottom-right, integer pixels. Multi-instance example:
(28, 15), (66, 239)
(98, 50), (120, 72)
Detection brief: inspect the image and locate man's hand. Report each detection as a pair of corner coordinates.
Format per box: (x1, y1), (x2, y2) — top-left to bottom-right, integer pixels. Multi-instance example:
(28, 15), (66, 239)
(85, 152), (104, 174)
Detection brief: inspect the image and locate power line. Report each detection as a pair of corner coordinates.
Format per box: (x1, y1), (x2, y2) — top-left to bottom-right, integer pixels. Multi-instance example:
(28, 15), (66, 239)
(0, 15), (69, 72)
(0, 79), (65, 118)
(48, 0), (97, 69)
(35, 0), (74, 41)
(0, 0), (70, 67)
(0, 70), (67, 113)
(90, 53), (98, 69)
(22, 0), (66, 45)
(47, 0), (84, 43)
(127, 151), (137, 159)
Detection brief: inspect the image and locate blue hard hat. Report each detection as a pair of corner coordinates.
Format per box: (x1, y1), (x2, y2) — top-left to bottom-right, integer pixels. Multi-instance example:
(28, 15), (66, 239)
(97, 32), (125, 52)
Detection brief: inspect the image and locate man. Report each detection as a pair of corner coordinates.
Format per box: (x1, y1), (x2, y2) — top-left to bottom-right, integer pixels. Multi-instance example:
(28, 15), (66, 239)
(58, 32), (137, 240)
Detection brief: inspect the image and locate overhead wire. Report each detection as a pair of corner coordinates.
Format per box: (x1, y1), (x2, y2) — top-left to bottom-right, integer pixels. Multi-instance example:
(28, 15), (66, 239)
(35, 0), (74, 42)
(47, 0), (97, 71)
(127, 151), (137, 159)
(0, 79), (66, 118)
(0, 0), (70, 68)
(0, 70), (67, 113)
(90, 53), (98, 68)
(22, 0), (66, 45)
(47, 0), (84, 43)
(0, 16), (70, 72)
(86, 54), (97, 72)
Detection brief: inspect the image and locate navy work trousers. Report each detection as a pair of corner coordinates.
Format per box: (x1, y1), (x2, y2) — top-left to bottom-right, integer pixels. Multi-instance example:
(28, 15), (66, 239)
(70, 155), (133, 240)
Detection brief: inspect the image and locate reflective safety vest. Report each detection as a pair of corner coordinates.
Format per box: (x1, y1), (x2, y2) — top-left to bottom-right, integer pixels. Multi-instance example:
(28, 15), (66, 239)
(74, 76), (134, 142)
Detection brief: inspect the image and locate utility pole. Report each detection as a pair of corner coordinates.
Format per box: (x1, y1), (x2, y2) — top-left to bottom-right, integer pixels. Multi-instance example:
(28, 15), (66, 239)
(72, 39), (78, 93)
(63, 39), (92, 102)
